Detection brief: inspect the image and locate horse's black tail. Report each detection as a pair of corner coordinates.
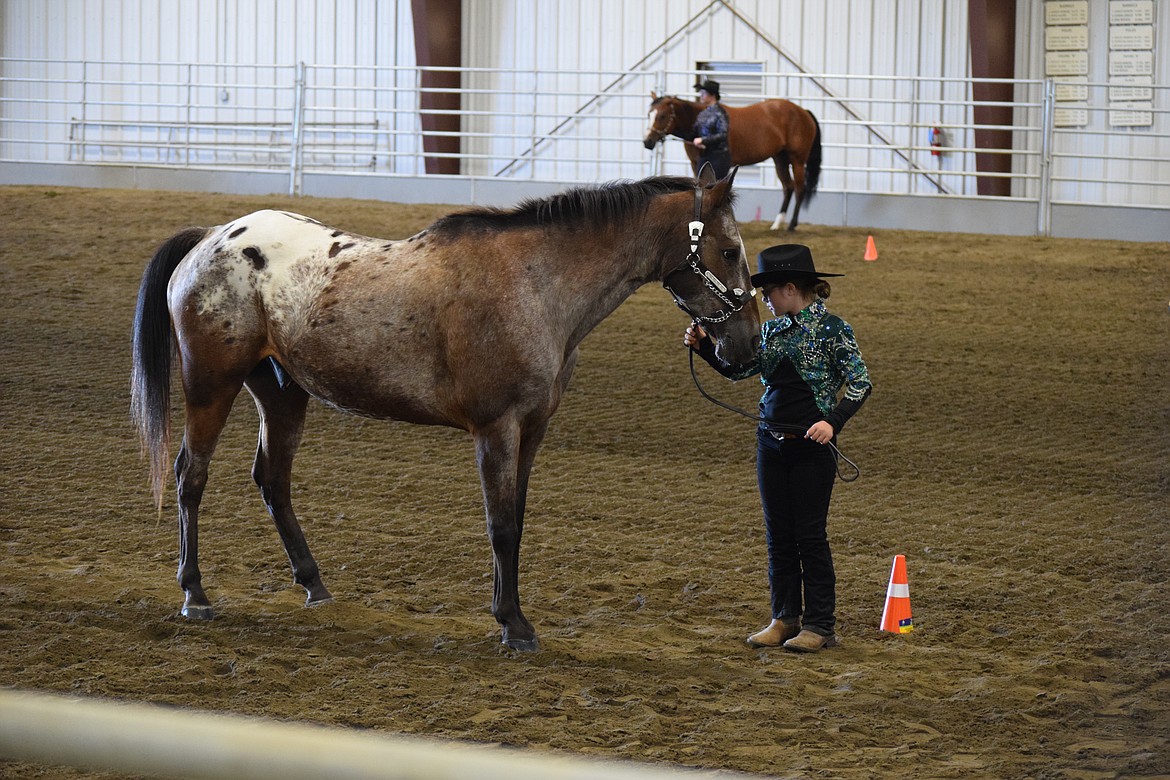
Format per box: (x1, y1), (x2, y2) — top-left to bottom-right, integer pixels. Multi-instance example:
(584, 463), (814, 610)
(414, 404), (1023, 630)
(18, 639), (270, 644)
(130, 226), (209, 509)
(805, 112), (822, 201)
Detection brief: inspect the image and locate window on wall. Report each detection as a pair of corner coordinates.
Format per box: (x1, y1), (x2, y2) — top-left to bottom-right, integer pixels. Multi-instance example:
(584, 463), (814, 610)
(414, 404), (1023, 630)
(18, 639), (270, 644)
(695, 61), (764, 105)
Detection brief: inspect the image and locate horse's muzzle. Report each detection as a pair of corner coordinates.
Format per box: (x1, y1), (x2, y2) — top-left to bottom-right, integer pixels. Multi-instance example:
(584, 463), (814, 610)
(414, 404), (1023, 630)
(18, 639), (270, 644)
(712, 321), (762, 367)
(643, 136), (658, 150)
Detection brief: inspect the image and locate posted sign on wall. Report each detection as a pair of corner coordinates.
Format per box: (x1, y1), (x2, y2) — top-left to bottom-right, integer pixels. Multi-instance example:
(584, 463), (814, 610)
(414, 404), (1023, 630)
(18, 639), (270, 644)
(1044, 0), (1157, 128)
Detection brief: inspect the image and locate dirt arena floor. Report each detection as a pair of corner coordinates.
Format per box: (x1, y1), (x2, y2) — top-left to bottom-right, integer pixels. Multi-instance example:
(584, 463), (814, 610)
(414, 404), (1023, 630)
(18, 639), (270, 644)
(1, 185), (1168, 779)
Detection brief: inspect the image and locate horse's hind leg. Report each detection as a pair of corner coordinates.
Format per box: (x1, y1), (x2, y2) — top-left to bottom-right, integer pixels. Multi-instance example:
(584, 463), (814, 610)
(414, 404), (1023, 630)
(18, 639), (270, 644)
(244, 363), (332, 607)
(770, 153), (795, 231)
(175, 389), (240, 619)
(787, 159), (808, 232)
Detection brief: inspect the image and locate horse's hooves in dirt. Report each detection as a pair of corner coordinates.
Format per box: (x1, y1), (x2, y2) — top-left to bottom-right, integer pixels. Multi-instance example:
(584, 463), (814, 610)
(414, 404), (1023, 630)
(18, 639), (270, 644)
(181, 603), (214, 620)
(304, 581), (333, 606)
(502, 636), (540, 653)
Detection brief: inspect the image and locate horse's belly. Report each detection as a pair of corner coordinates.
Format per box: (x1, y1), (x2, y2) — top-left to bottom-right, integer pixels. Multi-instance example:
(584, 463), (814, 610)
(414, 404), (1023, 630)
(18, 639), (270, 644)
(303, 378), (454, 426)
(280, 311), (560, 432)
(280, 325), (458, 426)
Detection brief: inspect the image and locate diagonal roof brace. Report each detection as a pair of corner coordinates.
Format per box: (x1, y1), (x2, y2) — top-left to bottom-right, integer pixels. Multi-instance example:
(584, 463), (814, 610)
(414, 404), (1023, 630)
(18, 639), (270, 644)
(717, 0), (950, 195)
(494, 0), (723, 177)
(494, 0), (950, 195)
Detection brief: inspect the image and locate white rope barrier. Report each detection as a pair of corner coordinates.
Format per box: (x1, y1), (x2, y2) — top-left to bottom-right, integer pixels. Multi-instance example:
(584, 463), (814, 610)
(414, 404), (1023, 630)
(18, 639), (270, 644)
(0, 689), (763, 780)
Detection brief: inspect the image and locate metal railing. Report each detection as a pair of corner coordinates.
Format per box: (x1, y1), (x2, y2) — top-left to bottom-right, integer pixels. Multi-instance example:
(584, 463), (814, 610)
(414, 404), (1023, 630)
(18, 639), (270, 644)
(2, 58), (1167, 235)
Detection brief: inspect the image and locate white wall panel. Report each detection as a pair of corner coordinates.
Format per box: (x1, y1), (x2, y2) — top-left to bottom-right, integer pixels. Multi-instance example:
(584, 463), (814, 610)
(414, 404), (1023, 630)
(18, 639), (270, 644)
(4, 1), (1163, 100)
(462, 0), (982, 190)
(1, 0), (1167, 213)
(1015, 0), (1170, 205)
(1, 0), (415, 67)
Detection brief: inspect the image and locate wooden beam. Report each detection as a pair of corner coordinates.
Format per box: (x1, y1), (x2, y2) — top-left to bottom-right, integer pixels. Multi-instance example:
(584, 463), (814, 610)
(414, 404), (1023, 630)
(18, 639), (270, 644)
(411, 0), (462, 175)
(968, 0), (1017, 197)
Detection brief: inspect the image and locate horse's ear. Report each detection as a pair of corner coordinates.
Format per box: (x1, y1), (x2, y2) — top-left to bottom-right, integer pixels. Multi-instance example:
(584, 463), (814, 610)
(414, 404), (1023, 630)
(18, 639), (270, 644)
(696, 161), (717, 187)
(709, 167), (738, 208)
(650, 90), (659, 101)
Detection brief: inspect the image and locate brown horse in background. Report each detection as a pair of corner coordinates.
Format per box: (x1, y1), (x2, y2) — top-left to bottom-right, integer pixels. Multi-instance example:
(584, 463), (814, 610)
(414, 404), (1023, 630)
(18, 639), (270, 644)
(130, 168), (760, 652)
(644, 93), (822, 231)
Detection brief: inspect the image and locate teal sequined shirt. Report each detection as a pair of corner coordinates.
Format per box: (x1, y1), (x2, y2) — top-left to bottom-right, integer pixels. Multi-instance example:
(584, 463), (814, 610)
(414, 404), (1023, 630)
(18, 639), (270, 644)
(699, 299), (872, 432)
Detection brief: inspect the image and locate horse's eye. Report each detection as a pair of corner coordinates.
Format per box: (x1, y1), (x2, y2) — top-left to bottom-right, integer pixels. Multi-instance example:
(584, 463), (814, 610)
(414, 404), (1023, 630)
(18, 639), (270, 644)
(722, 248), (740, 262)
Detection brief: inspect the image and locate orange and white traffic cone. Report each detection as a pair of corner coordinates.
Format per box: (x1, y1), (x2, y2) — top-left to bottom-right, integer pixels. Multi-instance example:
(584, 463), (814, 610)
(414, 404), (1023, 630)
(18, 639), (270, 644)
(880, 554), (913, 633)
(864, 235), (878, 262)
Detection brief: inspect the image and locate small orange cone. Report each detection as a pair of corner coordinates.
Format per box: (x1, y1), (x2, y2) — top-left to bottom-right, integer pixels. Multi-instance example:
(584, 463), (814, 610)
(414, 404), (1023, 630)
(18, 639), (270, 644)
(880, 554), (913, 633)
(864, 235), (878, 262)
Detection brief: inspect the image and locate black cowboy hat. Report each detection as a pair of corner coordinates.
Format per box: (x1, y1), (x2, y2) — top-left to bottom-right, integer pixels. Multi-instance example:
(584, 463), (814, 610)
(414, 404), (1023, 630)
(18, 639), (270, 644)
(750, 244), (844, 288)
(693, 79), (721, 99)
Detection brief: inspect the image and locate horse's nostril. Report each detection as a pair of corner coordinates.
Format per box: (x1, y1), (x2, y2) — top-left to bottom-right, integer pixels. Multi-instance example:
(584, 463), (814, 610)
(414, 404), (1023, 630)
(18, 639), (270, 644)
(643, 139), (655, 150)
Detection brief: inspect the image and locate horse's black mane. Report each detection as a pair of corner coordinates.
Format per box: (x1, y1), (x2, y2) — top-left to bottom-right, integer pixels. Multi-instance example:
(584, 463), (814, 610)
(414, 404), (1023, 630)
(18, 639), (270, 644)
(429, 176), (711, 237)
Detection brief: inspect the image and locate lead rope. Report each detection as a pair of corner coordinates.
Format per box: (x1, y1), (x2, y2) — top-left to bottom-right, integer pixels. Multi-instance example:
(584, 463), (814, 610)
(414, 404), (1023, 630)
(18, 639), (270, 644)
(687, 349), (861, 482)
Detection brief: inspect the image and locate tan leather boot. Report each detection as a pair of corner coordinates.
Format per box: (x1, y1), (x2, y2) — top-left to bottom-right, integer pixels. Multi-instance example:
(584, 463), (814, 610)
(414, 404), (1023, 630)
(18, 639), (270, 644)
(746, 619), (801, 648)
(782, 629), (839, 653)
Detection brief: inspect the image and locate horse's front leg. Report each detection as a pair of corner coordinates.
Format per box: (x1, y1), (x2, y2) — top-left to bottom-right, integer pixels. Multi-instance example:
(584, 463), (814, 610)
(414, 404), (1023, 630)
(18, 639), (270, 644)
(474, 417), (538, 652)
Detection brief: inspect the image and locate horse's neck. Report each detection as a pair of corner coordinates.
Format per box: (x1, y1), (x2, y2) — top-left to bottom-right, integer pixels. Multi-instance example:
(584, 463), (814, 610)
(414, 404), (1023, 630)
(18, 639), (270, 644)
(541, 225), (676, 351)
(670, 101), (702, 140)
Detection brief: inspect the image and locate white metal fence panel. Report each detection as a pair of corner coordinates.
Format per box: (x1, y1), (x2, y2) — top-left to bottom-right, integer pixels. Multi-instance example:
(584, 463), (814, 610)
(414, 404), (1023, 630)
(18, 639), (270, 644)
(3, 58), (1168, 222)
(462, 0), (981, 183)
(6, 0), (1167, 214)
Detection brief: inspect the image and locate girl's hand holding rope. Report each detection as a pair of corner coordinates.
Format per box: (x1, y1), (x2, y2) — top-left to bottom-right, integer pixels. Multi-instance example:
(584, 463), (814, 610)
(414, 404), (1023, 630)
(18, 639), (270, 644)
(680, 323), (860, 480)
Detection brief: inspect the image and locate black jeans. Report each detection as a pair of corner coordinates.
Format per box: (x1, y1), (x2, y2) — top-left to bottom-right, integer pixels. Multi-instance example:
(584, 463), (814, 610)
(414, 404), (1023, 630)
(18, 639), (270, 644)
(698, 149), (731, 179)
(756, 429), (838, 635)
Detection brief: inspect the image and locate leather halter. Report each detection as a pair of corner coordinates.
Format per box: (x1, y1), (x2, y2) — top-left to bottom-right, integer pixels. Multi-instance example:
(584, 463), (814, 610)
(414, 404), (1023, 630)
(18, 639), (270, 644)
(662, 185), (755, 325)
(647, 100), (676, 143)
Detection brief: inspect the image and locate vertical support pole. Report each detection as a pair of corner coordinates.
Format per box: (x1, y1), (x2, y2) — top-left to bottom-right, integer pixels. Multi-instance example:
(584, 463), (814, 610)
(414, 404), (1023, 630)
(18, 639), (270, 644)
(289, 61), (306, 197)
(968, 0), (1017, 197)
(411, 0), (463, 175)
(184, 63), (193, 166)
(650, 69), (665, 177)
(79, 61), (89, 162)
(529, 70), (539, 179)
(911, 76), (921, 194)
(1038, 78), (1055, 237)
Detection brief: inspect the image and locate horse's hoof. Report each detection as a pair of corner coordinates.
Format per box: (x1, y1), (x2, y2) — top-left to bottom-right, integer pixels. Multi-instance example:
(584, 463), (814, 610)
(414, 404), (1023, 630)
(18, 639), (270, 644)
(769, 216), (785, 231)
(501, 636), (540, 653)
(303, 580), (333, 605)
(181, 603), (214, 620)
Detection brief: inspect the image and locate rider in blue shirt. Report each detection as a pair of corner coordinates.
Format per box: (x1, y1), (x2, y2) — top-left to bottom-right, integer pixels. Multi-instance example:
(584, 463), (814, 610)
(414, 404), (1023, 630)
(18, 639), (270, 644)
(692, 80), (731, 179)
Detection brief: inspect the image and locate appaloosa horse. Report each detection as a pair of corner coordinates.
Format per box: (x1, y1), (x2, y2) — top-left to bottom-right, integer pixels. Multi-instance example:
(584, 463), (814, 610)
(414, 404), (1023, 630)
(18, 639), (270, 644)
(644, 93), (822, 231)
(131, 166), (760, 651)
